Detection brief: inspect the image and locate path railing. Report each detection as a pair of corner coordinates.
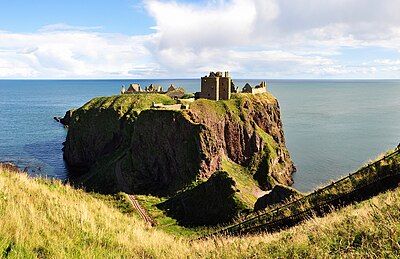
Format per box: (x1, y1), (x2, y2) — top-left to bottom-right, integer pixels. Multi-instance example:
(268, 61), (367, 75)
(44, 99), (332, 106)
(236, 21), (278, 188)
(205, 148), (400, 237)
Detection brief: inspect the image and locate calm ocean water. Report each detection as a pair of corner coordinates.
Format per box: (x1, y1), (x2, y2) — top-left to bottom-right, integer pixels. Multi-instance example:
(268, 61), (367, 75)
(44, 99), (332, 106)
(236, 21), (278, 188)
(0, 79), (399, 192)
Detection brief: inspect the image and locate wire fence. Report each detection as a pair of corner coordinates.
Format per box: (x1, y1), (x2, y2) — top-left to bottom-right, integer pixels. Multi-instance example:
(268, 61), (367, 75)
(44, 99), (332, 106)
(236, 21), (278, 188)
(205, 148), (400, 237)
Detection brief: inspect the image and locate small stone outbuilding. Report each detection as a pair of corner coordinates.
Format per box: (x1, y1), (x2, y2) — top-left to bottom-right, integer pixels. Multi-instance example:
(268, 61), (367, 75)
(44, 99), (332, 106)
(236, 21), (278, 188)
(242, 81), (267, 94)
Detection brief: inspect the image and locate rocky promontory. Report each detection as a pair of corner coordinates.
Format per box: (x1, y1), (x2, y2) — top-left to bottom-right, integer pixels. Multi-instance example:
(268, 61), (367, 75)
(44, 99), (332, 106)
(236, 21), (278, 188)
(63, 92), (295, 225)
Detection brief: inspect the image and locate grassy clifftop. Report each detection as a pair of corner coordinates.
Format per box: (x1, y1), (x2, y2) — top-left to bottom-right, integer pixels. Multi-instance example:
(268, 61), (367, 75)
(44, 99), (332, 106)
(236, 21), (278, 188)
(63, 92), (295, 226)
(80, 93), (176, 116)
(1, 154), (400, 258)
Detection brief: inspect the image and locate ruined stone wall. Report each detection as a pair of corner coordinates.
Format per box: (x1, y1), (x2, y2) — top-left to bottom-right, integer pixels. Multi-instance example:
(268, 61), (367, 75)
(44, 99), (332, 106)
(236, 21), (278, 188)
(219, 77), (231, 100)
(252, 87), (267, 94)
(201, 77), (219, 100)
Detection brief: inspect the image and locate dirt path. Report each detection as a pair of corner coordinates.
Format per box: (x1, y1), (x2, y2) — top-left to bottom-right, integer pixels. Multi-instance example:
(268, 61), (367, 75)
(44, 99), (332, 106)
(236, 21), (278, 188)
(127, 194), (156, 226)
(115, 157), (156, 226)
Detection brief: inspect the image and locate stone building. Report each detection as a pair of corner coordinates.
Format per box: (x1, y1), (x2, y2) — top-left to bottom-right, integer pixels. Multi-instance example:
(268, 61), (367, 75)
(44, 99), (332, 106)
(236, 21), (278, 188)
(167, 84), (176, 92)
(122, 82), (186, 98)
(199, 71), (231, 101)
(166, 85), (185, 99)
(242, 81), (267, 94)
(146, 84), (163, 93)
(125, 83), (141, 93)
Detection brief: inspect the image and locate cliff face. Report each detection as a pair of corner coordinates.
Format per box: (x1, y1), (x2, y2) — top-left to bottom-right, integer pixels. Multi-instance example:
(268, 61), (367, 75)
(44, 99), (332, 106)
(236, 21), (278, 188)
(64, 93), (295, 198)
(186, 94), (295, 189)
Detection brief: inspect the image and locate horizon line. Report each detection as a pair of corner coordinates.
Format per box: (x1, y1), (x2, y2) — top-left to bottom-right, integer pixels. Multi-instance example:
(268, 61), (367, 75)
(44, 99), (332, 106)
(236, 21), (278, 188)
(1, 78), (400, 81)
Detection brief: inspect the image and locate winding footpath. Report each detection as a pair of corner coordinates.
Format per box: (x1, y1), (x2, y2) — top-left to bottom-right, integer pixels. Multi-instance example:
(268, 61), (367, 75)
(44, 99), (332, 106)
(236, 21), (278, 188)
(127, 194), (156, 226)
(115, 157), (156, 226)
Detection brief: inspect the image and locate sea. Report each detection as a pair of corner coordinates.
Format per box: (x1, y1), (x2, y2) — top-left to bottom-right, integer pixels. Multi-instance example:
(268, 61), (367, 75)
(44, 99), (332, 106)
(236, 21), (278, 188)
(0, 79), (399, 193)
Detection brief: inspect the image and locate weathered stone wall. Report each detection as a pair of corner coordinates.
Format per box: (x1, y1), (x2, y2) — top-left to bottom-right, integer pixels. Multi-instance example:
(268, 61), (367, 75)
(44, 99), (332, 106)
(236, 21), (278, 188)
(219, 77), (231, 100)
(200, 77), (219, 100)
(252, 87), (267, 94)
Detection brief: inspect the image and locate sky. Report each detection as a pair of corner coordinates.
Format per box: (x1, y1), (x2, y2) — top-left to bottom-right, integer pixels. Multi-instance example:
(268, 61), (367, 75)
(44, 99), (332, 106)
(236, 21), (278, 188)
(1, 0), (400, 79)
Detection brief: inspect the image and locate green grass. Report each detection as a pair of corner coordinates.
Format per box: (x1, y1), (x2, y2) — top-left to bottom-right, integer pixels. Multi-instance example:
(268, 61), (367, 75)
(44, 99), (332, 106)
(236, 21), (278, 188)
(90, 192), (134, 215)
(81, 93), (176, 116)
(135, 195), (207, 237)
(1, 161), (400, 258)
(189, 92), (277, 123)
(221, 158), (262, 207)
(255, 126), (279, 160)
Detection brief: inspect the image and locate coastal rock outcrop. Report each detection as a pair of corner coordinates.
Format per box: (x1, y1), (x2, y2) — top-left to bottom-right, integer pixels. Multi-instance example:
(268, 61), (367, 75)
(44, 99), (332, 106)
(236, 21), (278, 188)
(0, 162), (20, 172)
(63, 92), (295, 224)
(54, 109), (74, 126)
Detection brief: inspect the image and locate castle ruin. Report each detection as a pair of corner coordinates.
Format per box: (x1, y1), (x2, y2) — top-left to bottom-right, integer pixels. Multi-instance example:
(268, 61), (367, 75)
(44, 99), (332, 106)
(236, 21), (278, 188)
(121, 83), (185, 99)
(199, 71), (231, 101)
(197, 72), (268, 101)
(121, 72), (268, 103)
(242, 81), (267, 94)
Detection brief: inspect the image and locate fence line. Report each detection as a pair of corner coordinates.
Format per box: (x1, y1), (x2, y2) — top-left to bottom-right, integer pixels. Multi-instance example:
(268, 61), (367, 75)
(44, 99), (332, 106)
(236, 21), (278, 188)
(205, 148), (400, 237)
(244, 169), (398, 235)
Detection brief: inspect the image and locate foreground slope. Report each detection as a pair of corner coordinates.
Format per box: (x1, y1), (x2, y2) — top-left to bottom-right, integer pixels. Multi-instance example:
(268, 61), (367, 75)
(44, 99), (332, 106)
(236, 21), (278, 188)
(1, 155), (399, 258)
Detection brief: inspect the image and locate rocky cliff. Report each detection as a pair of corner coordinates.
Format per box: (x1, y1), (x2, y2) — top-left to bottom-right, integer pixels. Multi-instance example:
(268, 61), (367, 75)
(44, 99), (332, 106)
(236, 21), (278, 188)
(63, 92), (295, 224)
(186, 94), (295, 189)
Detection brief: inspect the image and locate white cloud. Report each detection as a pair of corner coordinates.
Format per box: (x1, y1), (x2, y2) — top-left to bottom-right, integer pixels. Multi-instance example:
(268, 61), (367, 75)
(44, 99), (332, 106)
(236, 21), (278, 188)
(0, 26), (155, 78)
(1, 1), (400, 78)
(144, 0), (400, 78)
(38, 23), (103, 32)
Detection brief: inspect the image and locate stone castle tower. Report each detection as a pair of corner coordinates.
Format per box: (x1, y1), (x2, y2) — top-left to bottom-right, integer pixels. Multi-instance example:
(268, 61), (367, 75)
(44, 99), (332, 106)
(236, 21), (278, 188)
(200, 71), (231, 101)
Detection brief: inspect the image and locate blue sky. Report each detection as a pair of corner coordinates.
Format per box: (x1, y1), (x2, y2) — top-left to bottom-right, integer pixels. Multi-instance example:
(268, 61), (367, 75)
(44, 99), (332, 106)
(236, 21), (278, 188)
(0, 0), (400, 79)
(0, 0), (153, 34)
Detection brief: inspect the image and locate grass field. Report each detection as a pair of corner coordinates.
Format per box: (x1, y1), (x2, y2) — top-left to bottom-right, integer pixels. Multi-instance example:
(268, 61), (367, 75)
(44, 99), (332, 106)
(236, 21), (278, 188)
(1, 152), (400, 258)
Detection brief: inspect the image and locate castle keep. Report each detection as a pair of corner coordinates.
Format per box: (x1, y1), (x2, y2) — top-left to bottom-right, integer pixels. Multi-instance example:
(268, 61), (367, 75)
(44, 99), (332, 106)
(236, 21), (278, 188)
(200, 71), (231, 101)
(198, 71), (267, 101)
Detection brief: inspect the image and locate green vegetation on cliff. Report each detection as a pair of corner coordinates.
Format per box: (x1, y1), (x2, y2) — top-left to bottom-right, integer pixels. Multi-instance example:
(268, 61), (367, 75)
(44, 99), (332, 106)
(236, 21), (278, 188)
(1, 149), (400, 258)
(158, 171), (247, 226)
(81, 93), (175, 116)
(221, 158), (262, 207)
(188, 93), (277, 122)
(64, 92), (295, 226)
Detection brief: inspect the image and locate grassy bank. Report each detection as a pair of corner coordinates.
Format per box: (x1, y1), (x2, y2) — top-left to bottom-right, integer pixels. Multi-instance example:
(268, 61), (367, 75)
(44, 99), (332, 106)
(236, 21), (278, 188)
(1, 151), (400, 258)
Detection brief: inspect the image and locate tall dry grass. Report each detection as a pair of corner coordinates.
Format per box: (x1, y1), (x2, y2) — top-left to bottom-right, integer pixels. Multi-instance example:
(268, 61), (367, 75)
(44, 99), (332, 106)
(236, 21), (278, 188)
(0, 164), (399, 258)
